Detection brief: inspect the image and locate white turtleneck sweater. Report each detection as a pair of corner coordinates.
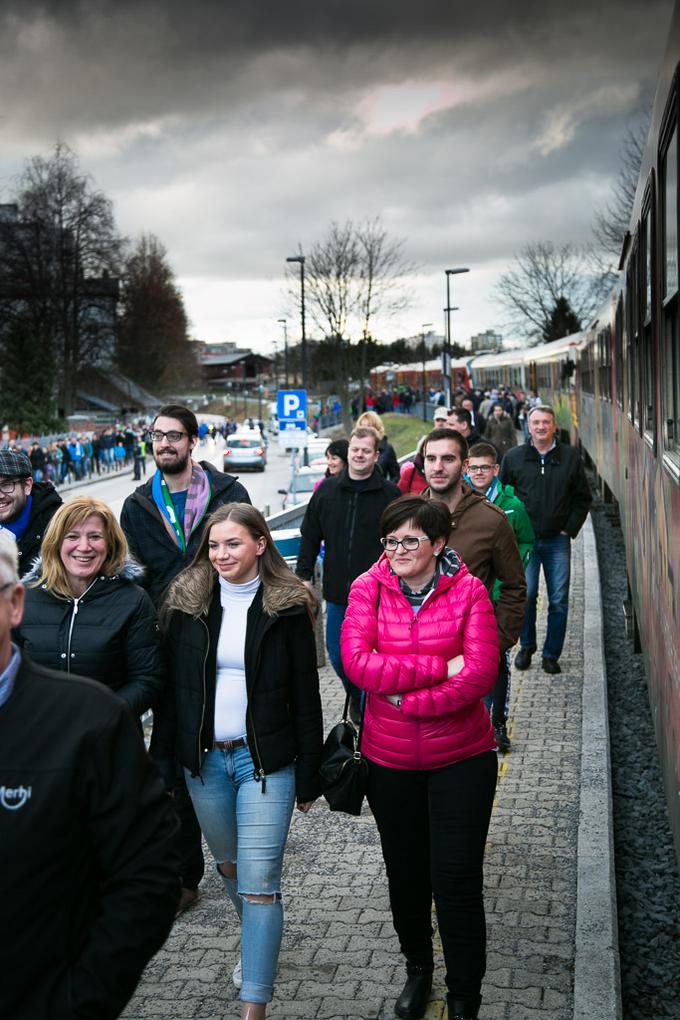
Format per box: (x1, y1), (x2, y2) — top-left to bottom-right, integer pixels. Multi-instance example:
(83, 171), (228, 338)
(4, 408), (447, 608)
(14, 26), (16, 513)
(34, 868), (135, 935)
(213, 573), (261, 741)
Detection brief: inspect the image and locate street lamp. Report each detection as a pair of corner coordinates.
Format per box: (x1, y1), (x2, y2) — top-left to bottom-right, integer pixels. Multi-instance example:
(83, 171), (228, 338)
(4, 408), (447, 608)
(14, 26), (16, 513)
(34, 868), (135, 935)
(444, 268), (469, 405)
(286, 254), (308, 464)
(277, 318), (289, 388)
(420, 323), (433, 422)
(286, 255), (307, 390)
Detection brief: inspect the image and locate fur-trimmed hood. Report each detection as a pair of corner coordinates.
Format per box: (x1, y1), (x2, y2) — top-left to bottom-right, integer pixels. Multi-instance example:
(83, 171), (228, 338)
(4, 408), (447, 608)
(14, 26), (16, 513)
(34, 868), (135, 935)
(162, 560), (313, 620)
(23, 555), (146, 588)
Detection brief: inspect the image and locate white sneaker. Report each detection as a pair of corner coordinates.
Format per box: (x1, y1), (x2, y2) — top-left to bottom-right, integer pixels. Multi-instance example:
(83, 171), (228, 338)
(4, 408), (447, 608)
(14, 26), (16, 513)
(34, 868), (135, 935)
(232, 957), (242, 989)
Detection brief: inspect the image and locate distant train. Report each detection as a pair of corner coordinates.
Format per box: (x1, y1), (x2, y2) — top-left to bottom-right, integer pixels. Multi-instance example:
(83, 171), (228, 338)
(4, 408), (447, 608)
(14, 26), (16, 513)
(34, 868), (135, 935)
(456, 10), (680, 864)
(370, 358), (473, 395)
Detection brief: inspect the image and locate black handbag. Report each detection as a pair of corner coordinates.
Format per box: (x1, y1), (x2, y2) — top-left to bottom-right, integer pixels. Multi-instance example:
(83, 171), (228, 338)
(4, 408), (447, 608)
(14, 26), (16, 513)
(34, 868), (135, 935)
(318, 694), (368, 816)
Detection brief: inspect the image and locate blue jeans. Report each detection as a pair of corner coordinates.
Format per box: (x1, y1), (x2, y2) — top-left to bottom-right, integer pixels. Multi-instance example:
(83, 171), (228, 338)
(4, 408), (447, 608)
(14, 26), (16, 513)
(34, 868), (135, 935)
(326, 601), (362, 701)
(520, 535), (571, 661)
(185, 746), (295, 1004)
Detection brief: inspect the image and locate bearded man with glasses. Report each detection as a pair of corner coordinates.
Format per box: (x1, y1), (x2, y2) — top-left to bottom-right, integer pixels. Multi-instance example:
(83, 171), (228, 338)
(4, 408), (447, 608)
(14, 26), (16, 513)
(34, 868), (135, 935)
(465, 443), (535, 752)
(0, 449), (62, 578)
(421, 428), (527, 747)
(121, 404), (251, 917)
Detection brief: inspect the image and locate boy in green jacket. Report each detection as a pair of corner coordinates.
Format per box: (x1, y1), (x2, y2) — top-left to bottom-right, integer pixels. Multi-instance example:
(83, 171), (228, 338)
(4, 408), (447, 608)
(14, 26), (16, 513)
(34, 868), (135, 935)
(466, 442), (535, 752)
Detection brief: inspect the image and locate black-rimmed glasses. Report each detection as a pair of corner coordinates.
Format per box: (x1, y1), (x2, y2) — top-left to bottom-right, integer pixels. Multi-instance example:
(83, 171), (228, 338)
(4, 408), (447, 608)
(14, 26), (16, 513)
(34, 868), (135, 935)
(380, 536), (432, 552)
(0, 478), (26, 495)
(150, 430), (188, 444)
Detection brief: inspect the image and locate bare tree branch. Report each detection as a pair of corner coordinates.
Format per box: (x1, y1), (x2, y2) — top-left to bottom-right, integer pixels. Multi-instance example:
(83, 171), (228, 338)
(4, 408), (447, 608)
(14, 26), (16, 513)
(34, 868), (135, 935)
(496, 241), (601, 344)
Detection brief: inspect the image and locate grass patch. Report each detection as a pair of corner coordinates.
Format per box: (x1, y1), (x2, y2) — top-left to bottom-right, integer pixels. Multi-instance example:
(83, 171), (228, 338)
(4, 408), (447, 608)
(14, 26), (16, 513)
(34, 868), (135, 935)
(380, 413), (431, 458)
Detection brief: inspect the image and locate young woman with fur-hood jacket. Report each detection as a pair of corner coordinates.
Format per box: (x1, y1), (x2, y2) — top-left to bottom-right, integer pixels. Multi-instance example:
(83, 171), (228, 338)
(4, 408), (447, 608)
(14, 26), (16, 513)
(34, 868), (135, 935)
(17, 497), (164, 719)
(341, 495), (499, 1020)
(150, 503), (323, 1020)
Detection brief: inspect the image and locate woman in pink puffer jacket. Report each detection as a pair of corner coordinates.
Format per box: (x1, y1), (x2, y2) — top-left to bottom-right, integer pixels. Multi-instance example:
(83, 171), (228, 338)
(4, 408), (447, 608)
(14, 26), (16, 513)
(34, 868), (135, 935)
(341, 495), (499, 1020)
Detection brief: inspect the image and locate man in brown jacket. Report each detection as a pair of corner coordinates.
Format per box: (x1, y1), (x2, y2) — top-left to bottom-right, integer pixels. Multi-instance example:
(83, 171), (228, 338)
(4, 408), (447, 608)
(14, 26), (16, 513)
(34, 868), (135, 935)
(422, 428), (527, 657)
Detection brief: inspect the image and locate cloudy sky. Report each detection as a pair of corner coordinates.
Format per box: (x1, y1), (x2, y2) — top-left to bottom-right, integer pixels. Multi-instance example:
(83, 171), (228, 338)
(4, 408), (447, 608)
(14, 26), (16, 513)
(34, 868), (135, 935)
(0, 0), (675, 353)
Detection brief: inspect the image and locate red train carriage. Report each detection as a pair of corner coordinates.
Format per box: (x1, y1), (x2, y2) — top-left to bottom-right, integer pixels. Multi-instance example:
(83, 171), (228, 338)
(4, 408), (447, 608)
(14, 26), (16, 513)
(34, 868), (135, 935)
(369, 360), (473, 394)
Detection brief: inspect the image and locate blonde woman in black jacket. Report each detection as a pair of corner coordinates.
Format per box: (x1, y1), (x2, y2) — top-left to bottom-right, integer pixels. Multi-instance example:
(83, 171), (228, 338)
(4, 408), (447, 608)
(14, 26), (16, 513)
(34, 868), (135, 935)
(151, 503), (323, 1020)
(18, 496), (164, 718)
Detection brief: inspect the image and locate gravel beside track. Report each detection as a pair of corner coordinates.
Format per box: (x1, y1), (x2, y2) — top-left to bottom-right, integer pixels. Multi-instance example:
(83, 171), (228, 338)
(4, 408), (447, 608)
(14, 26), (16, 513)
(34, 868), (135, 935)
(590, 492), (680, 1020)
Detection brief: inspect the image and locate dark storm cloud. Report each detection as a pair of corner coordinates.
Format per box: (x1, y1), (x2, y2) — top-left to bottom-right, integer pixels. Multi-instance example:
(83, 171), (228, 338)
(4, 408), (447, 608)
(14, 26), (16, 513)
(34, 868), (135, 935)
(0, 0), (672, 135)
(0, 0), (674, 343)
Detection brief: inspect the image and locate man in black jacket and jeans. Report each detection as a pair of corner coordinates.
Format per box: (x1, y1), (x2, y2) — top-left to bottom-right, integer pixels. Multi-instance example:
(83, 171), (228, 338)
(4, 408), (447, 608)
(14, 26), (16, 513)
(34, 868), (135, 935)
(121, 404), (251, 914)
(0, 536), (180, 1020)
(500, 404), (591, 675)
(296, 426), (400, 714)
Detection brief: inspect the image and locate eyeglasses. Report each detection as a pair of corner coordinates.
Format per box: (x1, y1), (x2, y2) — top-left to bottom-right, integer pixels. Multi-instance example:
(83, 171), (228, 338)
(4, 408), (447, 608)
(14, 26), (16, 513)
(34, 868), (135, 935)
(0, 478), (26, 495)
(380, 535), (432, 552)
(0, 581), (15, 594)
(467, 464), (495, 475)
(150, 430), (188, 444)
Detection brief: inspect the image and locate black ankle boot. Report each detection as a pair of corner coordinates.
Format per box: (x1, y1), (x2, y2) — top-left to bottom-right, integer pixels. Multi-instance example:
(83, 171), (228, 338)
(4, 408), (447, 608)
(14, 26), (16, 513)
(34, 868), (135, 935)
(446, 993), (481, 1019)
(394, 964), (433, 1020)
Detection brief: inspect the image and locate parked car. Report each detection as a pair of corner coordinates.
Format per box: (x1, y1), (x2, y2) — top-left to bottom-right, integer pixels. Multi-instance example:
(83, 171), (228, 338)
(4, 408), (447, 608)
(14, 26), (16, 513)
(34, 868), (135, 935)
(278, 464), (327, 508)
(223, 431), (267, 471)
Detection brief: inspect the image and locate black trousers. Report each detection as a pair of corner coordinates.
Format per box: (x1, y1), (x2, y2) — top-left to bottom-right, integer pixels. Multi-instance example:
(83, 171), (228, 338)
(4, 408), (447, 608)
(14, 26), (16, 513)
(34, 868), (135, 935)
(367, 751), (497, 1001)
(173, 767), (205, 890)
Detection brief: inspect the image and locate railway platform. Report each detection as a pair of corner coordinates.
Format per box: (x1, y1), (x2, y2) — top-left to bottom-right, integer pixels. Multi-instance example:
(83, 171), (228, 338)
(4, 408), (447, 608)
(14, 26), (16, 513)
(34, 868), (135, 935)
(123, 515), (619, 1020)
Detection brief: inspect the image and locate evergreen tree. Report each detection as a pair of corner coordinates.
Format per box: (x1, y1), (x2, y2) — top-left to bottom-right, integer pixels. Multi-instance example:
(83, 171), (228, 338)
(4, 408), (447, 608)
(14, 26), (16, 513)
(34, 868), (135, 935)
(118, 234), (198, 391)
(542, 296), (582, 341)
(0, 319), (60, 433)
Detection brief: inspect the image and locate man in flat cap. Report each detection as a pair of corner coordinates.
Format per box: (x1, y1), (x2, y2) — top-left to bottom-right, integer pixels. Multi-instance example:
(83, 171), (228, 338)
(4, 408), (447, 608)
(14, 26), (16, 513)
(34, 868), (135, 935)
(0, 449), (62, 578)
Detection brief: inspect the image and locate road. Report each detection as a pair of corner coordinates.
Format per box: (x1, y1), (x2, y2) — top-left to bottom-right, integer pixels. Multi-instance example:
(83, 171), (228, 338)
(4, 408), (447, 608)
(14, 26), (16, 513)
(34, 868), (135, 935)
(65, 435), (299, 520)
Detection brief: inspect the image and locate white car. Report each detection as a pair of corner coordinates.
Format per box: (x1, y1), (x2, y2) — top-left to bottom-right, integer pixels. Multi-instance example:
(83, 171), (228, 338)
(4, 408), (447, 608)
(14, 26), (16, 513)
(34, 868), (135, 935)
(223, 431), (267, 471)
(278, 465), (327, 508)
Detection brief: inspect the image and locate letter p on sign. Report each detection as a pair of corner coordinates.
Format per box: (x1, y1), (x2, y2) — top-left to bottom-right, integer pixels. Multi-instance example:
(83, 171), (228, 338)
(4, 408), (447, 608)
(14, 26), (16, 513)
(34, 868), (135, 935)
(283, 394), (300, 418)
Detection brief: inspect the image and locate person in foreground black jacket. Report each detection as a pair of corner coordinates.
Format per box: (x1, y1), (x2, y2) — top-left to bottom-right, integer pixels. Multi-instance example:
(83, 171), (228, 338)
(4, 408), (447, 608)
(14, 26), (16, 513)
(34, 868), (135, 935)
(0, 536), (180, 1020)
(150, 502), (323, 1020)
(121, 404), (252, 912)
(16, 496), (164, 718)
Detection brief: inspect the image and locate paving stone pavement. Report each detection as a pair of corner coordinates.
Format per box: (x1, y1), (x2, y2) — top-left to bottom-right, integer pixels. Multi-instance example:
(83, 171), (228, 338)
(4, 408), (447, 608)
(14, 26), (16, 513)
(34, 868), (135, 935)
(123, 532), (588, 1020)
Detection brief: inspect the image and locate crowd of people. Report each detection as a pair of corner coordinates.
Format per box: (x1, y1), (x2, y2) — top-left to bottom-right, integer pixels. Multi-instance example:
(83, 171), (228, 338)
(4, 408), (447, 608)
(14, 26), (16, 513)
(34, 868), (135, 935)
(0, 392), (591, 1020)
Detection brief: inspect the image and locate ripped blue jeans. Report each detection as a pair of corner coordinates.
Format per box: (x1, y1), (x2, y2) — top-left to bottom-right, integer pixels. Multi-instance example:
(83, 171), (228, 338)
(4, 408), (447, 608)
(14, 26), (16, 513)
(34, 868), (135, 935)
(185, 745), (295, 1003)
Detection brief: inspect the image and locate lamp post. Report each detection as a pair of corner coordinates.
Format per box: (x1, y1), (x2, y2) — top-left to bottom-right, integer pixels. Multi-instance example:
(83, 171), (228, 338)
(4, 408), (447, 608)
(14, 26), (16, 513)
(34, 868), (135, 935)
(286, 256), (307, 390)
(420, 322), (433, 422)
(444, 267), (469, 406)
(277, 318), (289, 388)
(286, 254), (308, 464)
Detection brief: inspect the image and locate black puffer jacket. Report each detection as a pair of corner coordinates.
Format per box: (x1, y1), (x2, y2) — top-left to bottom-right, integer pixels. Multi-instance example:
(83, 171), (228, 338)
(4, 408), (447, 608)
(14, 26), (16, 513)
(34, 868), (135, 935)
(120, 461), (251, 605)
(150, 583), (323, 802)
(499, 439), (592, 539)
(295, 468), (401, 605)
(17, 481), (62, 578)
(18, 560), (164, 717)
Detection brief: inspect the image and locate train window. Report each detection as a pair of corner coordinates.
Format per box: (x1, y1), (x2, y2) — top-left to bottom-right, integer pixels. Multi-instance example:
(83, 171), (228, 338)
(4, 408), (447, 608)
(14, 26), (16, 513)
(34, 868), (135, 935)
(536, 362), (552, 392)
(581, 340), (594, 395)
(598, 327), (612, 401)
(663, 123), (678, 298)
(661, 118), (679, 465)
(626, 247), (641, 427)
(614, 297), (624, 407)
(641, 190), (657, 443)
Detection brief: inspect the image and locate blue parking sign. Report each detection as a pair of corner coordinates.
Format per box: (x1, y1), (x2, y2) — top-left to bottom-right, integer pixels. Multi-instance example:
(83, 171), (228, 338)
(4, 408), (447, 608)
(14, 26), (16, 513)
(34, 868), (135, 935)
(277, 390), (308, 449)
(277, 390), (307, 422)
